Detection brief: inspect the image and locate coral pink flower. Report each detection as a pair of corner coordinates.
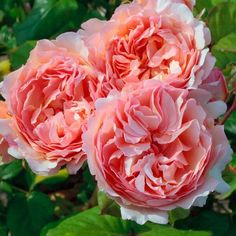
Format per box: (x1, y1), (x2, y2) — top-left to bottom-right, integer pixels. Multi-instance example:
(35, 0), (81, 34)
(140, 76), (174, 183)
(138, 0), (196, 10)
(0, 32), (97, 175)
(83, 80), (232, 224)
(80, 0), (214, 97)
(200, 68), (228, 102)
(0, 101), (9, 119)
(0, 101), (12, 163)
(180, 0), (196, 10)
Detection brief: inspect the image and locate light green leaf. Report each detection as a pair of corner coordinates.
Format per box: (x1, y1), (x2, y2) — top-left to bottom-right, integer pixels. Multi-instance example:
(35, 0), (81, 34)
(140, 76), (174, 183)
(41, 207), (211, 236)
(41, 207), (136, 236)
(211, 0), (236, 5)
(32, 168), (68, 189)
(0, 181), (13, 194)
(169, 208), (190, 226)
(208, 3), (236, 43)
(212, 33), (236, 68)
(97, 191), (120, 217)
(140, 223), (211, 236)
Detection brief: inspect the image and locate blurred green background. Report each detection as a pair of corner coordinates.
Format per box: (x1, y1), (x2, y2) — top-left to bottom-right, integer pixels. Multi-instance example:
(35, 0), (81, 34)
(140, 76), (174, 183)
(0, 0), (236, 236)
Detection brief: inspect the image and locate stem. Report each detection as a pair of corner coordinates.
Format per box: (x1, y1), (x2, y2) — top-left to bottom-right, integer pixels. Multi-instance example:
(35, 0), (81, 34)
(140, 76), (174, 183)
(11, 185), (28, 194)
(219, 94), (236, 125)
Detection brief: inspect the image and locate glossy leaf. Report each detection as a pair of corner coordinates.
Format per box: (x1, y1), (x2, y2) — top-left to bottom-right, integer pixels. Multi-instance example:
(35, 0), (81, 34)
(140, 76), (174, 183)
(13, 0), (85, 44)
(42, 207), (211, 236)
(0, 160), (22, 180)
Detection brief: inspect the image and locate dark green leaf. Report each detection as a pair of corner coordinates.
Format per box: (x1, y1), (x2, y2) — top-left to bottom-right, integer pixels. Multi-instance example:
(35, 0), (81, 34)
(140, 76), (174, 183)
(7, 192), (54, 236)
(175, 210), (230, 236)
(9, 40), (36, 70)
(0, 224), (8, 236)
(218, 166), (236, 199)
(225, 111), (236, 137)
(0, 26), (16, 54)
(230, 153), (236, 168)
(0, 160), (22, 180)
(13, 0), (85, 44)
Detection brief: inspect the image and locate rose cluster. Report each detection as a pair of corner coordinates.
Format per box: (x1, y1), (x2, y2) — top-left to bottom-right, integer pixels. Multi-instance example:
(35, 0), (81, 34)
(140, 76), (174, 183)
(0, 0), (232, 224)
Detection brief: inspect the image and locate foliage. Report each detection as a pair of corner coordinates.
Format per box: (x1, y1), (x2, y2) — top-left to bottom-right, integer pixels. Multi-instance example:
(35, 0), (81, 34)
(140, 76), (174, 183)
(0, 0), (236, 236)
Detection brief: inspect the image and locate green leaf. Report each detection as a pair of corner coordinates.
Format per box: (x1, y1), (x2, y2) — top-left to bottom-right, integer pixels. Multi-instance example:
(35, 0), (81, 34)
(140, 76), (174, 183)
(225, 111), (236, 137)
(0, 160), (22, 180)
(211, 0), (236, 6)
(195, 0), (213, 15)
(7, 192), (54, 236)
(0, 26), (17, 53)
(33, 169), (68, 188)
(230, 153), (236, 168)
(97, 191), (120, 217)
(0, 181), (13, 194)
(140, 223), (211, 236)
(208, 3), (236, 43)
(9, 40), (36, 70)
(41, 207), (135, 236)
(169, 208), (190, 226)
(175, 210), (230, 236)
(212, 33), (236, 68)
(42, 207), (211, 236)
(0, 10), (4, 23)
(0, 224), (8, 236)
(218, 166), (236, 199)
(13, 0), (85, 44)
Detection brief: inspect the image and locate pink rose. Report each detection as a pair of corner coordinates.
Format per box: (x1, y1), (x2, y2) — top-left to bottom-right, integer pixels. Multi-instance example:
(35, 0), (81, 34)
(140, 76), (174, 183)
(138, 0), (195, 10)
(83, 80), (232, 224)
(200, 68), (228, 102)
(80, 0), (214, 97)
(0, 101), (12, 163)
(179, 0), (196, 10)
(0, 101), (9, 119)
(0, 32), (97, 175)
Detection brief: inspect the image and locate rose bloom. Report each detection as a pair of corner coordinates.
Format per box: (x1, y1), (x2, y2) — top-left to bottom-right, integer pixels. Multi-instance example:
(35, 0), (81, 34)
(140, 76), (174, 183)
(80, 0), (214, 97)
(0, 32), (97, 175)
(83, 80), (232, 224)
(138, 0), (196, 10)
(0, 101), (12, 163)
(200, 68), (228, 102)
